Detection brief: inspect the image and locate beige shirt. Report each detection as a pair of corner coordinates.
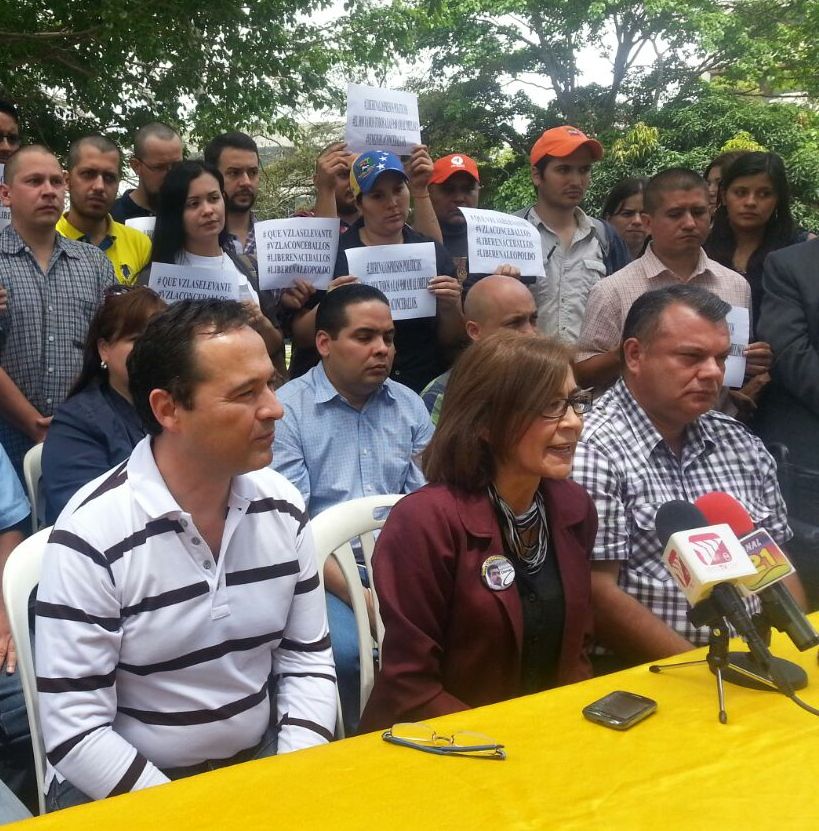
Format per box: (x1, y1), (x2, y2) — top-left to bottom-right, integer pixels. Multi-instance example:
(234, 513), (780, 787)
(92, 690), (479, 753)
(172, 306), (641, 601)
(523, 206), (608, 344)
(576, 244), (752, 361)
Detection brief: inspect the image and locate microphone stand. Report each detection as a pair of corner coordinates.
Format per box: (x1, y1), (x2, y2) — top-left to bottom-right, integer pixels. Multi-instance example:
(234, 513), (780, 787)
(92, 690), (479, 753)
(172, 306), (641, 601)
(649, 618), (788, 724)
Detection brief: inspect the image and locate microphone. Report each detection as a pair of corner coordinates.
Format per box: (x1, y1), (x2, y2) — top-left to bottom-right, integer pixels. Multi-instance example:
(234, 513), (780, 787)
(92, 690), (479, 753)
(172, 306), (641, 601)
(656, 501), (793, 691)
(695, 492), (819, 652)
(656, 501), (756, 607)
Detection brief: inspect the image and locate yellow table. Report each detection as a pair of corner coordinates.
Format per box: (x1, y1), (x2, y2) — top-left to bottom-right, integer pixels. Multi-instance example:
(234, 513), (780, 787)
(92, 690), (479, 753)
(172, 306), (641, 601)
(13, 628), (819, 830)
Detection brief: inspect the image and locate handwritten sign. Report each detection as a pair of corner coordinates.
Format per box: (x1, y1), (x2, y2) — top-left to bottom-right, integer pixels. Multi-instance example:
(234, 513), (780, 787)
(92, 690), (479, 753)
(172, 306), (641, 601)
(345, 242), (437, 321)
(255, 217), (339, 290)
(148, 262), (240, 302)
(724, 305), (750, 388)
(125, 216), (155, 237)
(345, 84), (421, 155)
(459, 208), (546, 278)
(0, 164), (7, 231)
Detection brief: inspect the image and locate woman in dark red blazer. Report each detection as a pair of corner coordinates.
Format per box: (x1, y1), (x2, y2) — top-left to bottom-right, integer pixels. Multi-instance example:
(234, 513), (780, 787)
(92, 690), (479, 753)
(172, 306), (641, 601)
(360, 331), (597, 731)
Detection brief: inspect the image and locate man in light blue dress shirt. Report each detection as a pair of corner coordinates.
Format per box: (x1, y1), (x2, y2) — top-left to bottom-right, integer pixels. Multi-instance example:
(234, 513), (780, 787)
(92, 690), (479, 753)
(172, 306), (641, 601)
(273, 284), (434, 732)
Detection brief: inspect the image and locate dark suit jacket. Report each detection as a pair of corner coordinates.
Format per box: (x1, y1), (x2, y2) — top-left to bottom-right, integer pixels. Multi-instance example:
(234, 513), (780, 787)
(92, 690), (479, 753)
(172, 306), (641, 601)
(41, 383), (145, 524)
(756, 239), (819, 471)
(359, 479), (596, 732)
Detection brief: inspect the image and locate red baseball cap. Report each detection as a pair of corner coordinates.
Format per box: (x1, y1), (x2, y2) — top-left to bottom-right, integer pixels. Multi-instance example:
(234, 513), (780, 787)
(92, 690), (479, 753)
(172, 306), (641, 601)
(530, 126), (604, 166)
(429, 153), (480, 185)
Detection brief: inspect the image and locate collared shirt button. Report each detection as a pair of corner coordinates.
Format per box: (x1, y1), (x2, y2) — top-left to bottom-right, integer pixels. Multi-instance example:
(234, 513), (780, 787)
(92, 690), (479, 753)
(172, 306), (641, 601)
(180, 519), (188, 529)
(47, 367), (53, 373)
(47, 335), (54, 342)
(48, 305), (54, 312)
(203, 560), (212, 569)
(46, 398), (52, 405)
(191, 536), (201, 545)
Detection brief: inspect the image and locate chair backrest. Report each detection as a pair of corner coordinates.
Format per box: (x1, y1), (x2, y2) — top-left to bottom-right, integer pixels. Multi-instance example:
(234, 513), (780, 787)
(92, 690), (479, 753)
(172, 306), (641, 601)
(22, 443), (44, 533)
(2, 526), (52, 815)
(309, 494), (403, 736)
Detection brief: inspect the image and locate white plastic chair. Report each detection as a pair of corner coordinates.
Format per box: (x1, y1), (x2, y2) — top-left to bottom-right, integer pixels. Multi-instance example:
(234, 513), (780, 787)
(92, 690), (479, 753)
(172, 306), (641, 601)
(22, 443), (44, 533)
(309, 494), (403, 737)
(2, 526), (51, 815)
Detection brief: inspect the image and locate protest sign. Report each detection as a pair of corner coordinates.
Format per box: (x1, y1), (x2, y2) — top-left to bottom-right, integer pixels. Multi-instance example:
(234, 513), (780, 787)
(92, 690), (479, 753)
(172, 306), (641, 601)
(148, 262), (240, 302)
(345, 242), (437, 321)
(125, 216), (156, 237)
(725, 305), (750, 388)
(255, 217), (339, 290)
(459, 207), (545, 278)
(345, 84), (421, 155)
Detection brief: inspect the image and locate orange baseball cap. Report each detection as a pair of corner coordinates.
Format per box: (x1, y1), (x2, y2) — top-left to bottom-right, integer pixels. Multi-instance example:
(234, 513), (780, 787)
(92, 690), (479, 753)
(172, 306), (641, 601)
(529, 126), (604, 166)
(429, 153), (480, 184)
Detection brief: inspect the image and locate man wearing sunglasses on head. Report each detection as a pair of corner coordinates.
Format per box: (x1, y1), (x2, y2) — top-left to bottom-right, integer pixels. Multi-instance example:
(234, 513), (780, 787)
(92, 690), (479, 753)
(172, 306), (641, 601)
(111, 122), (184, 223)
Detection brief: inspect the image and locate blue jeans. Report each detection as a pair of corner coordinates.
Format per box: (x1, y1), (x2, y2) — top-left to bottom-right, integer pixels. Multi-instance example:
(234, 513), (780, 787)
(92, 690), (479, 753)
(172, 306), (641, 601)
(45, 727), (279, 812)
(326, 592), (361, 735)
(0, 667), (35, 814)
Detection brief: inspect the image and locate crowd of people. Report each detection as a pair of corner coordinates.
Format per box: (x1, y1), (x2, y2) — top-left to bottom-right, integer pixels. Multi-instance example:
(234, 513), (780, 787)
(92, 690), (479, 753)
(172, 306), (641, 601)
(1, 94), (818, 818)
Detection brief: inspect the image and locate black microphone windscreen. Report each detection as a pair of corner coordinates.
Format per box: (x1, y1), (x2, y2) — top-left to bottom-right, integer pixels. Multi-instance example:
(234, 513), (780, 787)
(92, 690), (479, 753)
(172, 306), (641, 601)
(655, 501), (708, 548)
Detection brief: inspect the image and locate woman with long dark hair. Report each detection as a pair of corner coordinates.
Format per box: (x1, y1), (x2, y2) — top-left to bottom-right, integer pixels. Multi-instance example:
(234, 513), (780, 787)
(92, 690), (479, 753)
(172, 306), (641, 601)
(705, 152), (811, 327)
(360, 331), (596, 730)
(42, 287), (167, 523)
(601, 177), (649, 260)
(148, 160), (283, 363)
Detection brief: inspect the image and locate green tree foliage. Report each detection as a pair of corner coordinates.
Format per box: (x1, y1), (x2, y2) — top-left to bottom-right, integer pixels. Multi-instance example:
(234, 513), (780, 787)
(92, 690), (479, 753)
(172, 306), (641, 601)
(0, 1), (361, 154)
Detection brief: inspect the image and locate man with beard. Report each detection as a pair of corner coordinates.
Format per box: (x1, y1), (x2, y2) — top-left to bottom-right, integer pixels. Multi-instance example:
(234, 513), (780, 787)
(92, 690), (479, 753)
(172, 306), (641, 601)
(57, 136), (151, 285)
(111, 122), (184, 223)
(203, 132), (262, 263)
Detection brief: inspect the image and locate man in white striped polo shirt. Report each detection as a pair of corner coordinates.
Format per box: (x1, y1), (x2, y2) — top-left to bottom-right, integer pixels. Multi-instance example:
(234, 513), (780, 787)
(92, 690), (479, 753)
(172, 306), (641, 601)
(35, 300), (336, 809)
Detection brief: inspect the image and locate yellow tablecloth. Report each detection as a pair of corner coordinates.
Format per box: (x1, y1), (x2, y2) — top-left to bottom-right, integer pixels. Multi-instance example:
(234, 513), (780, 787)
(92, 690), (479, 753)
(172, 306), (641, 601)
(13, 627), (819, 830)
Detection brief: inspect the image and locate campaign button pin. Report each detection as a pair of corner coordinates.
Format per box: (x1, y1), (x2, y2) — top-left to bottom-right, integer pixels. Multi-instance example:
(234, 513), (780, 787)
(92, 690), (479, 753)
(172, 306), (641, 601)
(482, 555), (515, 591)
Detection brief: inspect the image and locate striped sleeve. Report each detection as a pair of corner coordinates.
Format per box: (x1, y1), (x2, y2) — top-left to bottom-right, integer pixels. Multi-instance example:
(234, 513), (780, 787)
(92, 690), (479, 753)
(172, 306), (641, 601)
(273, 518), (337, 751)
(35, 525), (169, 798)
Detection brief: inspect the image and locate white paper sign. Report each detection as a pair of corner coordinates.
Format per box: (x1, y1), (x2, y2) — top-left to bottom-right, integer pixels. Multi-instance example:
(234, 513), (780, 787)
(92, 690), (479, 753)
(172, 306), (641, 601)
(345, 242), (437, 321)
(0, 165), (7, 231)
(148, 262), (240, 302)
(725, 305), (750, 388)
(255, 217), (339, 290)
(459, 207), (546, 277)
(125, 216), (155, 237)
(345, 84), (421, 155)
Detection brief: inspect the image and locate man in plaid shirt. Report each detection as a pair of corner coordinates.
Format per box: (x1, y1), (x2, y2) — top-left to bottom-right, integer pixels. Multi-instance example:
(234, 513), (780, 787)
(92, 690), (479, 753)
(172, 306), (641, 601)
(571, 284), (805, 668)
(0, 146), (114, 478)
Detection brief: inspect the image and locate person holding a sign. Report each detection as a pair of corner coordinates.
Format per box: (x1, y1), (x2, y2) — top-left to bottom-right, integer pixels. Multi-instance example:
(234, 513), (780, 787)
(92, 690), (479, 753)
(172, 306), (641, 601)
(571, 284), (803, 671)
(147, 160), (284, 373)
(359, 330), (596, 730)
(288, 146), (455, 385)
(575, 169), (770, 413)
(329, 150), (462, 392)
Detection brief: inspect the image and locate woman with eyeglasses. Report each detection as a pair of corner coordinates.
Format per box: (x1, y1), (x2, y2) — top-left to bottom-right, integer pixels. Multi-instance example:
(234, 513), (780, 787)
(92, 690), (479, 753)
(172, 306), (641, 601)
(705, 151), (812, 329)
(147, 160), (284, 370)
(359, 331), (596, 731)
(601, 178), (649, 260)
(42, 287), (167, 523)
